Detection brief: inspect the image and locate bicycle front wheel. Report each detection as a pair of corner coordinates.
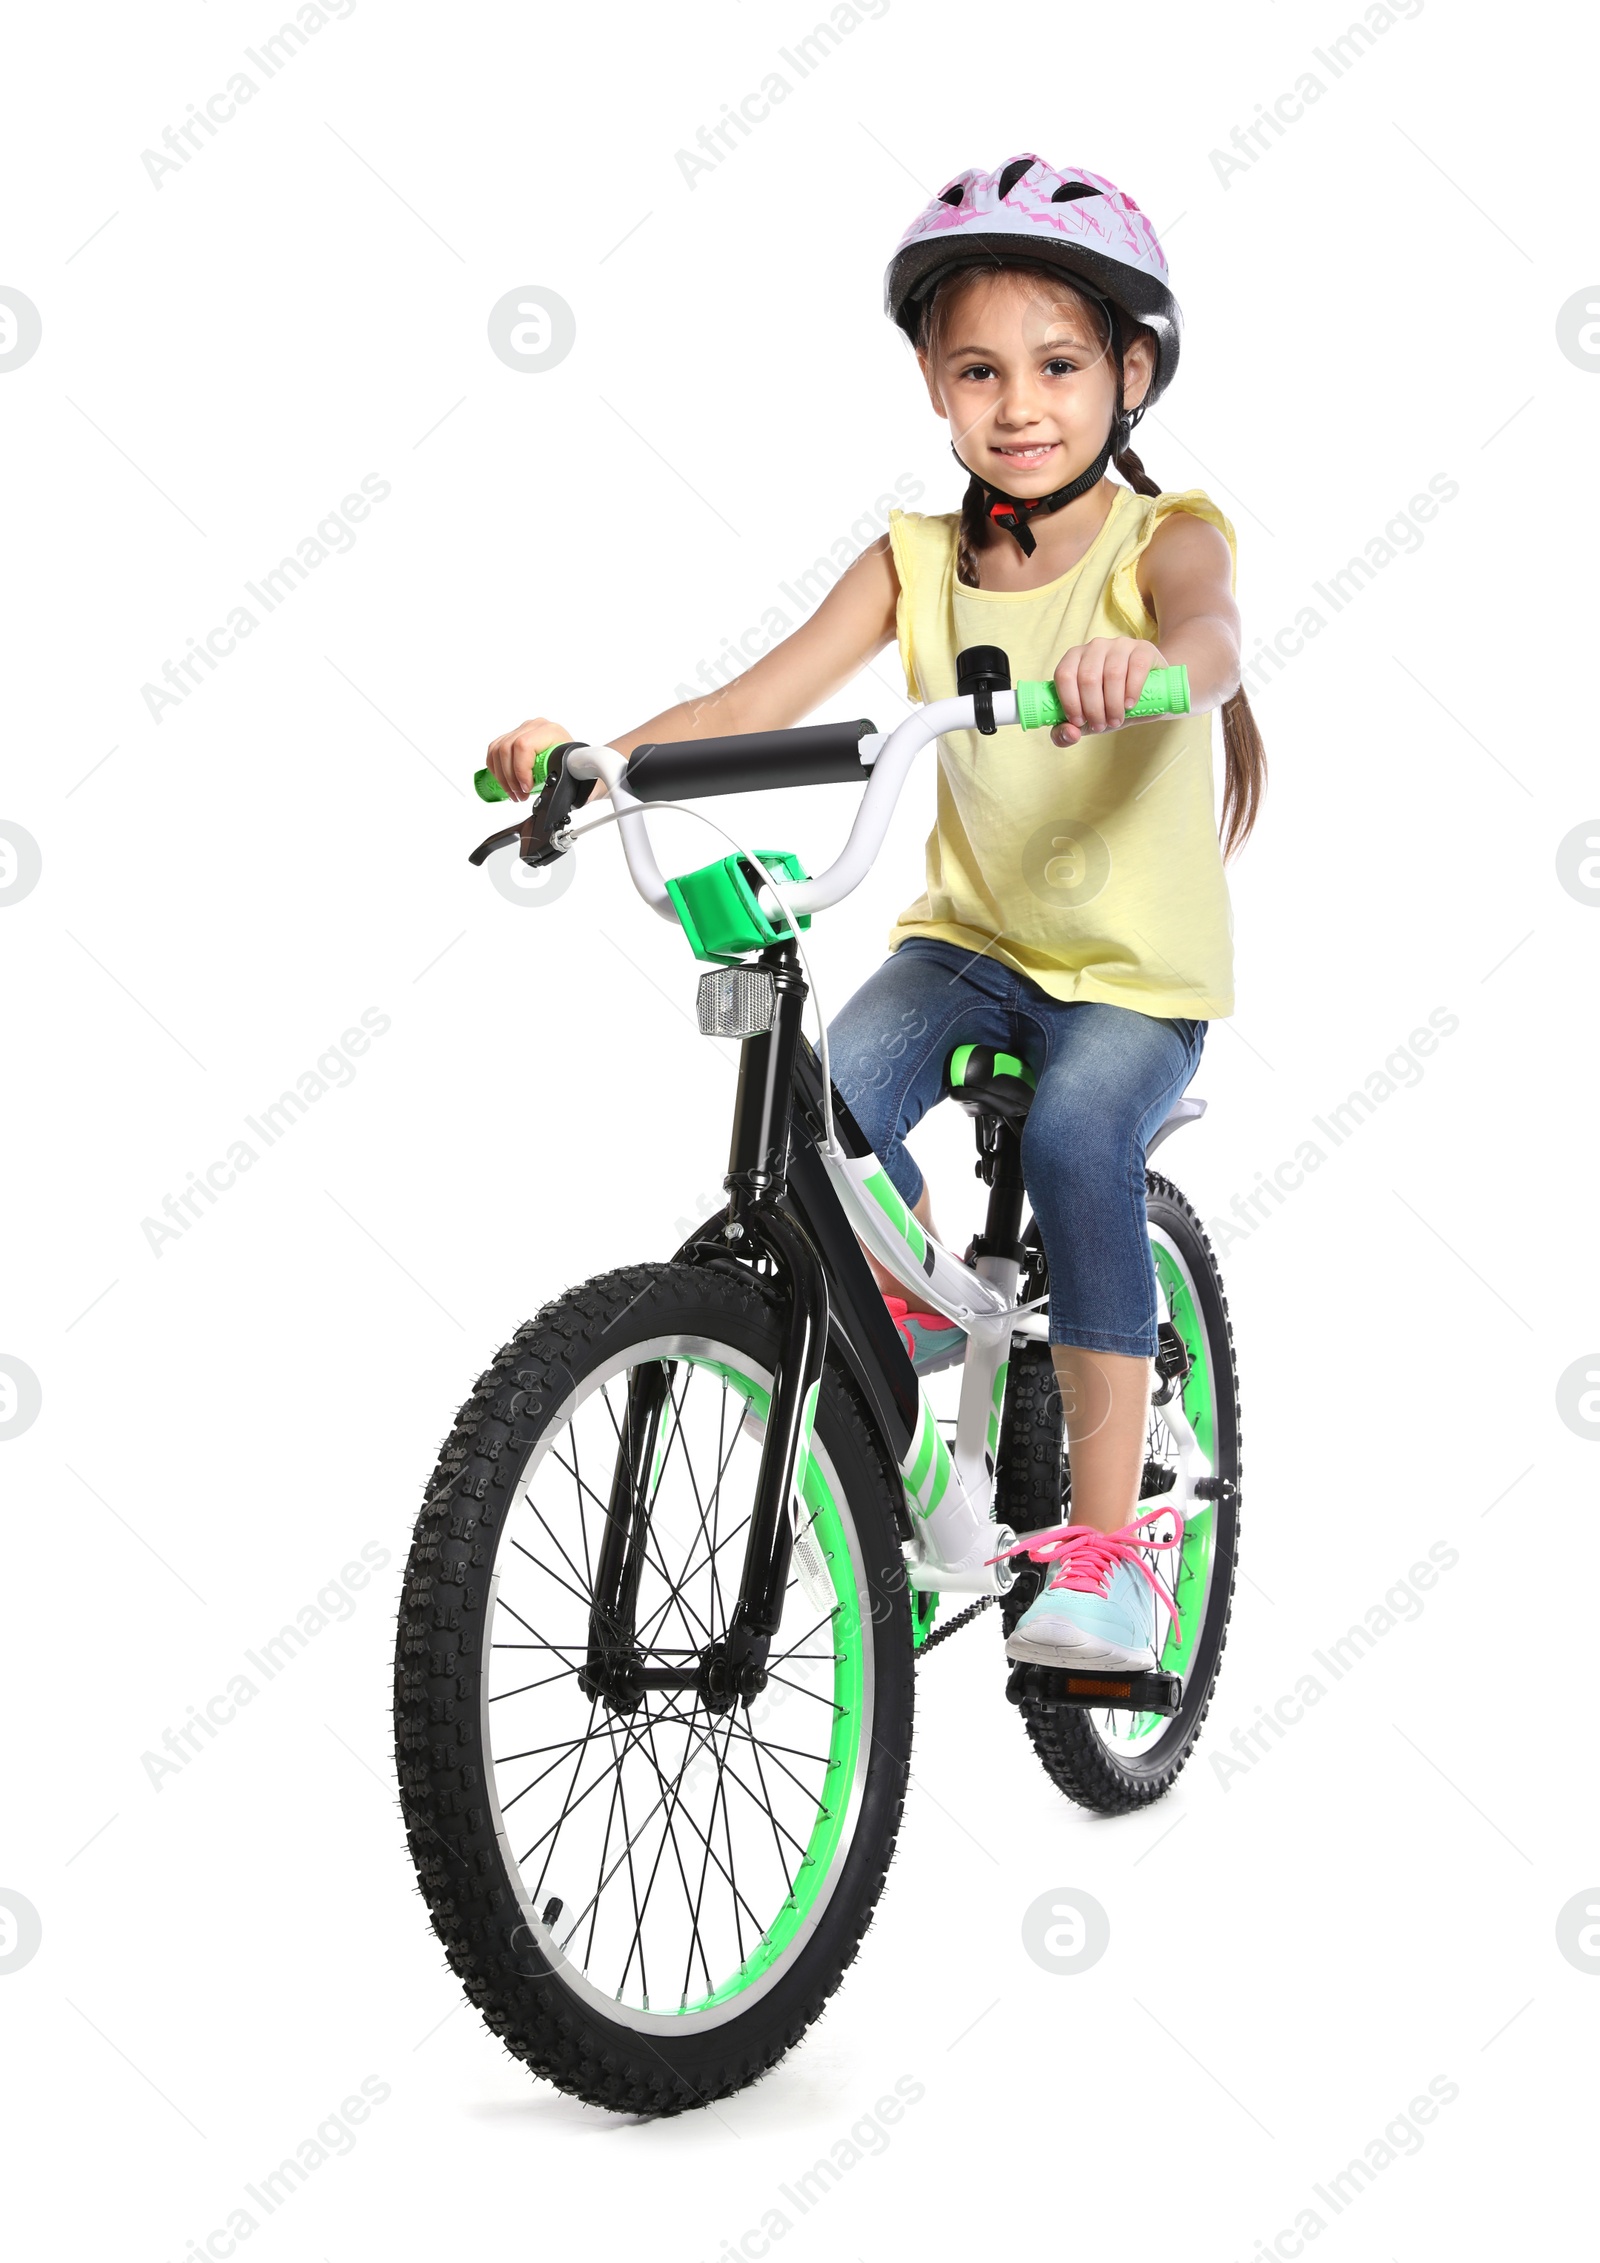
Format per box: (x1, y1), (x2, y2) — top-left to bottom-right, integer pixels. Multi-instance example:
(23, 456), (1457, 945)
(394, 1260), (915, 2114)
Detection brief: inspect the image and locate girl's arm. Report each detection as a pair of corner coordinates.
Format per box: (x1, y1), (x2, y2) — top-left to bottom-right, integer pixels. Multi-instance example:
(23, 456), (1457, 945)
(484, 536), (901, 798)
(1049, 513), (1242, 747)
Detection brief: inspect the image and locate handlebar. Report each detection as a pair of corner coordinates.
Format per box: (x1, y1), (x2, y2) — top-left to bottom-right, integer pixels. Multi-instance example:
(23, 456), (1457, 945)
(472, 658), (1191, 929)
(472, 669), (1187, 806)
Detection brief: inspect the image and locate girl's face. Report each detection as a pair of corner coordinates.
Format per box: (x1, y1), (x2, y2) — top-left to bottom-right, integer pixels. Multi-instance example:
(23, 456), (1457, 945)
(918, 269), (1154, 493)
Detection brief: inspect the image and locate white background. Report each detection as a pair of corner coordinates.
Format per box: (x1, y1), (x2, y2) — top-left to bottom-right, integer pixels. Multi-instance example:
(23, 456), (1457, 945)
(3, 0), (1595, 2256)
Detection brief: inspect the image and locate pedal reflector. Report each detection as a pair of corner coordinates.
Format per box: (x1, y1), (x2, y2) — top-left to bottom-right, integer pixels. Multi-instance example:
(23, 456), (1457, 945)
(1005, 1663), (1183, 1715)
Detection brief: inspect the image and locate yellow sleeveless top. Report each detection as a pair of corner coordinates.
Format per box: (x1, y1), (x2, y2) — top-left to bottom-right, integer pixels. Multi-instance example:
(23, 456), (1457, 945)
(886, 485), (1237, 1018)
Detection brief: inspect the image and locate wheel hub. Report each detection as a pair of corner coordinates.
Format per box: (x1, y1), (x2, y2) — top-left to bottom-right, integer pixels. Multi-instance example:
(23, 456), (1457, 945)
(578, 1636), (770, 1717)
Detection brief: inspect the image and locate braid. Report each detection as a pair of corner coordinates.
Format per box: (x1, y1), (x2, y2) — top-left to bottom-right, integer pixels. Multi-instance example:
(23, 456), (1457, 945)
(1112, 442), (1161, 498)
(1117, 427), (1266, 859)
(955, 476), (988, 588)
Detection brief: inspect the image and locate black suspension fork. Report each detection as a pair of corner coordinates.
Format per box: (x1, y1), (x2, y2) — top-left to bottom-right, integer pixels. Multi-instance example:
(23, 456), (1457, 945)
(582, 1362), (672, 1696)
(582, 943), (828, 1711)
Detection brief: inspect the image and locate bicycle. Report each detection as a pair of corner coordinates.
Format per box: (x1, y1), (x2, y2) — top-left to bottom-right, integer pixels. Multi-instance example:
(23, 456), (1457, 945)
(393, 643), (1240, 2113)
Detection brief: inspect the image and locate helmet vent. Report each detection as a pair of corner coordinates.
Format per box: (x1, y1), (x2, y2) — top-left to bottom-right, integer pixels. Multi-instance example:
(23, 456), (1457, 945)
(1050, 180), (1102, 204)
(937, 181), (965, 206)
(996, 158), (1036, 200)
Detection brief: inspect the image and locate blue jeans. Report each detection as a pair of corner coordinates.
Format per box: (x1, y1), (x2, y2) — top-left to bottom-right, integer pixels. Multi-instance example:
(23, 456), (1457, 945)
(827, 939), (1206, 1357)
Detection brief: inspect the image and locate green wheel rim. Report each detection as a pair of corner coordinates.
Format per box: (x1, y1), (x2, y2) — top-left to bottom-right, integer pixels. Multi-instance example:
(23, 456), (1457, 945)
(1103, 1243), (1219, 1742)
(1152, 1243), (1218, 1678)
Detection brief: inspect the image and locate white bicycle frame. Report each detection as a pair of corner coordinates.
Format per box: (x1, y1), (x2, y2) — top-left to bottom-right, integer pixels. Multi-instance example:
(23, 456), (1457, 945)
(562, 693), (1215, 1600)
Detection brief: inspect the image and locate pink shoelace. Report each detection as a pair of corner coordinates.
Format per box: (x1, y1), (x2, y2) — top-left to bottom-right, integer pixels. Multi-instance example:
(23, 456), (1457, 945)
(989, 1507), (1187, 1650)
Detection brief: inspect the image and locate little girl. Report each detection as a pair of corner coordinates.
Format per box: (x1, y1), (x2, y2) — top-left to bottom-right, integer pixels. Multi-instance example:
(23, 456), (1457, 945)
(486, 153), (1264, 1675)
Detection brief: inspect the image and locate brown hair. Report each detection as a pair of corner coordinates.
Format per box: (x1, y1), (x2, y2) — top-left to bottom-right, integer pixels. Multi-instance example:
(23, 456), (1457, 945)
(917, 267), (1266, 859)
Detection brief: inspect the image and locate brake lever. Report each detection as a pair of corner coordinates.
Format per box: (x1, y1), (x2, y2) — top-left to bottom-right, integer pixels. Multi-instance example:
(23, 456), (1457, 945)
(467, 821), (525, 867)
(466, 742), (598, 869)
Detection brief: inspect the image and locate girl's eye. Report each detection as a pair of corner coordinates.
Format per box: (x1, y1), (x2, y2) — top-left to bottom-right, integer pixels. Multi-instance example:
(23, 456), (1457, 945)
(1043, 358), (1078, 377)
(958, 362), (996, 382)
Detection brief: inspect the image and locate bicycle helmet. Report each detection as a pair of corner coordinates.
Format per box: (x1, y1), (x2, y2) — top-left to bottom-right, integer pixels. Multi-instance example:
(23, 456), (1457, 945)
(885, 153), (1180, 392)
(885, 154), (1182, 554)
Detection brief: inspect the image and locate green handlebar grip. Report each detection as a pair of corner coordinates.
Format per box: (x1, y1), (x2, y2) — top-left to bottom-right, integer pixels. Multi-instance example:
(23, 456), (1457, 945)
(473, 742), (563, 803)
(1015, 664), (1190, 733)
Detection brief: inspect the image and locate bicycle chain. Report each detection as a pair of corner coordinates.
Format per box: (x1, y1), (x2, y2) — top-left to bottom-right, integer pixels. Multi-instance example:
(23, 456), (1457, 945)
(914, 1593), (995, 1658)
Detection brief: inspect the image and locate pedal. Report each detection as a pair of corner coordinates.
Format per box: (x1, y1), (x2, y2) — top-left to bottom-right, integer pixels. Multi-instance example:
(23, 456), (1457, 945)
(1005, 1662), (1183, 1715)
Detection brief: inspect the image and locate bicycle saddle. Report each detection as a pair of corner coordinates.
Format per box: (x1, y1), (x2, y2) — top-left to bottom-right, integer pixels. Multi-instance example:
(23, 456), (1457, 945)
(944, 1043), (1207, 1154)
(944, 1043), (1037, 1131)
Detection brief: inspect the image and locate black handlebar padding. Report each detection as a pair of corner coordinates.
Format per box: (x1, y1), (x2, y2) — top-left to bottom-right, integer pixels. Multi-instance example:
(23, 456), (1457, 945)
(623, 719), (877, 803)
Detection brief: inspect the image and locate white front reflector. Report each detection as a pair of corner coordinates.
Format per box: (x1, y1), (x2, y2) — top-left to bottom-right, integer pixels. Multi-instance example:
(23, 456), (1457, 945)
(697, 966), (776, 1038)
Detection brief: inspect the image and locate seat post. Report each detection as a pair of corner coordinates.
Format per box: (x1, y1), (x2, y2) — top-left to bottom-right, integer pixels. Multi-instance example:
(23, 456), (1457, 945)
(976, 1119), (1027, 1262)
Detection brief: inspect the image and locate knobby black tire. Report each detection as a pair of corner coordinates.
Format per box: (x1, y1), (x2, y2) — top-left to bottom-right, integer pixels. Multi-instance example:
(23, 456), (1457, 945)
(393, 1260), (915, 2115)
(995, 1173), (1241, 1816)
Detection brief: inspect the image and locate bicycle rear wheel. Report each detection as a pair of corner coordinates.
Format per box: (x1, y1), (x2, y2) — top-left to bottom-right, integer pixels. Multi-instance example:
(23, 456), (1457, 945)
(394, 1260), (914, 2113)
(996, 1172), (1241, 1814)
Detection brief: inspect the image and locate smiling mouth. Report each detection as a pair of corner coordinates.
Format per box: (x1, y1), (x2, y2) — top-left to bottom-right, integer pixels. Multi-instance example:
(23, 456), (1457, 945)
(989, 441), (1059, 468)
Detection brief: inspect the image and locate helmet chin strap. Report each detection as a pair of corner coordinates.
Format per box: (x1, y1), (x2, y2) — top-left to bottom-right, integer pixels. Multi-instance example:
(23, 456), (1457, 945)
(952, 415), (1123, 558)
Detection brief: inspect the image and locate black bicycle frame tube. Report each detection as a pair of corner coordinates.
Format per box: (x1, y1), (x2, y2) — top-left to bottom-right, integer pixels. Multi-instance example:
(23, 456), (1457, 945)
(725, 945), (808, 1201)
(787, 1035), (919, 1466)
(784, 1140), (917, 1467)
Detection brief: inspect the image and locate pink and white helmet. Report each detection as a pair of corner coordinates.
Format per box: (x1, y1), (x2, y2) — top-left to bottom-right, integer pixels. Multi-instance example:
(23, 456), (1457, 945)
(884, 152), (1182, 403)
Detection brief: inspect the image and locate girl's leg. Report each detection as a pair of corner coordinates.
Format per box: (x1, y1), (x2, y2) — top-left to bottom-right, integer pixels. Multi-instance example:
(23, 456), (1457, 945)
(1048, 1349), (1156, 1534)
(1020, 1005), (1206, 1534)
(827, 941), (1011, 1294)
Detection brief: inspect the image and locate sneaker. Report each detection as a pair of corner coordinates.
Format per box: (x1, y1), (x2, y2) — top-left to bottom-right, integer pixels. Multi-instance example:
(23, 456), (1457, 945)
(884, 1296), (966, 1377)
(998, 1511), (1184, 1670)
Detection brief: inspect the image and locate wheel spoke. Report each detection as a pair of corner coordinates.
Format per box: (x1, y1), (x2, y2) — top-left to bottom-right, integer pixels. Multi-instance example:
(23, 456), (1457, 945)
(555, 1695), (771, 1975)
(491, 1595), (584, 1652)
(569, 1410), (598, 1596)
(549, 1426), (721, 1656)
(655, 1367), (731, 1606)
(721, 1716), (834, 1807)
(500, 1724), (629, 1816)
(763, 1669), (845, 1714)
(508, 1532), (601, 1617)
(489, 1663), (584, 1702)
(625, 1706), (715, 2003)
(633, 1509), (752, 1650)
(742, 1732), (800, 1903)
(513, 1487), (596, 1614)
(523, 1691), (602, 1898)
